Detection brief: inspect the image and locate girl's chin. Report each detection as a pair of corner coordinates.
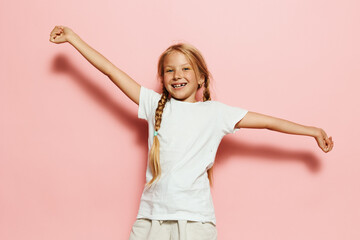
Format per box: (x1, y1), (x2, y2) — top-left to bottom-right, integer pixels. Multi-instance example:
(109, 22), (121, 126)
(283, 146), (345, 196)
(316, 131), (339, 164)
(170, 93), (185, 99)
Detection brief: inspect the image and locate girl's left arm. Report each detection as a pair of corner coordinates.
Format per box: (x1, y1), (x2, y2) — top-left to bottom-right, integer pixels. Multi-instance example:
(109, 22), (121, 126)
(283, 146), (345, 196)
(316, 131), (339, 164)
(236, 111), (334, 153)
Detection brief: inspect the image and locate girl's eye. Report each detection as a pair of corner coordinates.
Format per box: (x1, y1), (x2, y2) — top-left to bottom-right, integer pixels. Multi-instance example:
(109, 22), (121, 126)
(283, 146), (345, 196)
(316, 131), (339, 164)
(166, 69), (173, 72)
(183, 67), (190, 70)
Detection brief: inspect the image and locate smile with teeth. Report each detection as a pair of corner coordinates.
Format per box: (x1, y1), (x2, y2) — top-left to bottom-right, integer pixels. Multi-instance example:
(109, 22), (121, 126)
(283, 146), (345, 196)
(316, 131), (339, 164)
(172, 83), (187, 88)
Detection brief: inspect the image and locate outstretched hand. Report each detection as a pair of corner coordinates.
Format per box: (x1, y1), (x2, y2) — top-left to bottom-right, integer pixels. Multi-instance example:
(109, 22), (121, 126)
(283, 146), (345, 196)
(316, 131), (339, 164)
(49, 25), (73, 44)
(314, 128), (334, 153)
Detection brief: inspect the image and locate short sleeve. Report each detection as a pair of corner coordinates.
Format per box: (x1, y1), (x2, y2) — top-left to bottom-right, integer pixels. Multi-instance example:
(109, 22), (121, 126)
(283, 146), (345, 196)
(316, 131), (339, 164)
(217, 101), (248, 135)
(138, 86), (161, 121)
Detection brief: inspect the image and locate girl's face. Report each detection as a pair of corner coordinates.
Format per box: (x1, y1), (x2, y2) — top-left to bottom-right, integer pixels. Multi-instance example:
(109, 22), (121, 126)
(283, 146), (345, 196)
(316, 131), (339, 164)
(163, 51), (204, 103)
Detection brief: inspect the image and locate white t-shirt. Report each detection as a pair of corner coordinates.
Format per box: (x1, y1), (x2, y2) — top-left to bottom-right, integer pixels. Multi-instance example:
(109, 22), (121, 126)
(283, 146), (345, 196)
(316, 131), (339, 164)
(136, 86), (248, 225)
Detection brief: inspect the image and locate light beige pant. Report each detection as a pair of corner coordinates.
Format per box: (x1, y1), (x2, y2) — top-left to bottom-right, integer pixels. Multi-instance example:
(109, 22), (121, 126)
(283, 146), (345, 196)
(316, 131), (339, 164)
(129, 218), (217, 240)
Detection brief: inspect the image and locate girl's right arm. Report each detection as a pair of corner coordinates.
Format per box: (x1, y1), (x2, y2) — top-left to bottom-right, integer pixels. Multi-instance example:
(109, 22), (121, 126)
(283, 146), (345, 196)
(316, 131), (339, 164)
(49, 25), (141, 105)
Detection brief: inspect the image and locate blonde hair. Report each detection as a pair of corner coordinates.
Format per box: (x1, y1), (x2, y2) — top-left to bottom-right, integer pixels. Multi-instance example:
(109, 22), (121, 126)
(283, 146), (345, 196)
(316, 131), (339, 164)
(145, 43), (213, 189)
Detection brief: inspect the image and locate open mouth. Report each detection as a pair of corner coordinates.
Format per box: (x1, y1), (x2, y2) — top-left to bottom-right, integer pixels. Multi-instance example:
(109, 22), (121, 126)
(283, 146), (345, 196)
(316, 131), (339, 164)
(172, 83), (187, 89)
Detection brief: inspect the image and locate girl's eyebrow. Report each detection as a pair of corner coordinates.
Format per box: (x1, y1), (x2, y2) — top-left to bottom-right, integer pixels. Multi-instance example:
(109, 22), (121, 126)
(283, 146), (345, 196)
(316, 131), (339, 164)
(164, 63), (191, 68)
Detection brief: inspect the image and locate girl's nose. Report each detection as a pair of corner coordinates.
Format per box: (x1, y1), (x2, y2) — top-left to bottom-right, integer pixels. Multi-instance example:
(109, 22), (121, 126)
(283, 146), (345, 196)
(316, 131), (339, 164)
(174, 69), (183, 79)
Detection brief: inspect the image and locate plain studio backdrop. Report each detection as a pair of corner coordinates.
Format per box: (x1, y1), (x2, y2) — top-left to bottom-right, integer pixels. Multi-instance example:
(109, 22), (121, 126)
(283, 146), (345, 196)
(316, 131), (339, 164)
(1, 0), (359, 239)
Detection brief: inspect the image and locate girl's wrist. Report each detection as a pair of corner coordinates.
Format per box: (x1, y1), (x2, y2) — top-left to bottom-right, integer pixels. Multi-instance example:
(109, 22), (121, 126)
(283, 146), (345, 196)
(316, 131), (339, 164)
(309, 126), (321, 138)
(66, 30), (79, 43)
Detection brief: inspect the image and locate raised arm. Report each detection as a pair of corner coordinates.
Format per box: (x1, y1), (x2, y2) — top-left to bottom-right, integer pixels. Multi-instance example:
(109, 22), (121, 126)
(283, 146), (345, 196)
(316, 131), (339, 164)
(236, 111), (334, 153)
(49, 26), (140, 105)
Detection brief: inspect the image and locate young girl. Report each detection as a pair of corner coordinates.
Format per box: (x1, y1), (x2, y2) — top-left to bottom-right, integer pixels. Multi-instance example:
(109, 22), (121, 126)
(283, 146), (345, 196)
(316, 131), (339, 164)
(49, 25), (334, 240)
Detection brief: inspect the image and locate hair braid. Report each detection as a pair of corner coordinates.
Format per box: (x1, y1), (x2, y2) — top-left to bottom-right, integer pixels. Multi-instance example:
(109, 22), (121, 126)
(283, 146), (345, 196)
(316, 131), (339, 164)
(201, 76), (214, 186)
(202, 77), (211, 101)
(145, 87), (169, 189)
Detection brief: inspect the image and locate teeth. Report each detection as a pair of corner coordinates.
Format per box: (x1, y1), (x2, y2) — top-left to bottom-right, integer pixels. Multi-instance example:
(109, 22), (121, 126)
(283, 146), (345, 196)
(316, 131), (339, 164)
(173, 83), (186, 88)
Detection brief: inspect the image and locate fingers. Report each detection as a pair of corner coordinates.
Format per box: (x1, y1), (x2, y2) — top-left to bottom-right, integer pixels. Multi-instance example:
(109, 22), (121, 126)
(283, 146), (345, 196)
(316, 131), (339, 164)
(325, 136), (331, 150)
(318, 128), (334, 153)
(315, 133), (331, 153)
(323, 135), (334, 153)
(322, 140), (329, 153)
(49, 25), (64, 42)
(50, 25), (62, 36)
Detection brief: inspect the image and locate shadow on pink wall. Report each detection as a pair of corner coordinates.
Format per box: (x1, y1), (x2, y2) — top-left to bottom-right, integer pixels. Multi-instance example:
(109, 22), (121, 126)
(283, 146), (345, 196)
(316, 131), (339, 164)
(51, 53), (148, 154)
(217, 137), (322, 172)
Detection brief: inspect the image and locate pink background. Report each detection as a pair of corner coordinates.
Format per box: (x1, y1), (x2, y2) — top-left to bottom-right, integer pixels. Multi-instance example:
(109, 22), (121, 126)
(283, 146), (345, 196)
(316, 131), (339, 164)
(1, 0), (359, 239)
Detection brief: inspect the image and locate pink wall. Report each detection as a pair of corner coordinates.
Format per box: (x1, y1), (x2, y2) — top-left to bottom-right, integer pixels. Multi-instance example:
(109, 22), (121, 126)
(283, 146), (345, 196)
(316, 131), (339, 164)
(1, 0), (359, 239)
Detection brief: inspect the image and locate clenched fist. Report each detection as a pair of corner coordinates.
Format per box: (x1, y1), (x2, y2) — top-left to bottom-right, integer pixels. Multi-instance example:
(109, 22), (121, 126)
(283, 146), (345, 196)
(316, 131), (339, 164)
(49, 25), (74, 44)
